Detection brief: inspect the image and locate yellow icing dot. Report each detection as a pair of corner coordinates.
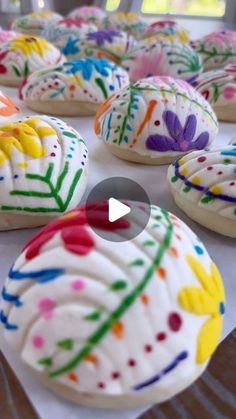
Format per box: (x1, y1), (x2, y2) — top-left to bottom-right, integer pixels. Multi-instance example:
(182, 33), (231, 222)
(191, 176), (201, 185)
(179, 167), (188, 177)
(18, 162), (29, 168)
(179, 157), (186, 166)
(9, 35), (52, 57)
(211, 185), (222, 195)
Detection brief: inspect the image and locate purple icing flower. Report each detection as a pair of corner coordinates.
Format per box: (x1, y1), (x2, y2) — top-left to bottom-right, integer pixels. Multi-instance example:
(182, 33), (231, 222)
(146, 111), (209, 152)
(86, 29), (121, 46)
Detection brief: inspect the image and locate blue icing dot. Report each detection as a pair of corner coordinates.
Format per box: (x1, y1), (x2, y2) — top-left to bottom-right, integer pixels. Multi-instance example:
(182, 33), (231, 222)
(0, 176), (4, 181)
(109, 85), (115, 91)
(13, 175), (19, 179)
(194, 245), (204, 255)
(124, 135), (129, 143)
(72, 140), (76, 144)
(81, 161), (85, 166)
(219, 302), (225, 315)
(70, 147), (75, 151)
(67, 154), (72, 159)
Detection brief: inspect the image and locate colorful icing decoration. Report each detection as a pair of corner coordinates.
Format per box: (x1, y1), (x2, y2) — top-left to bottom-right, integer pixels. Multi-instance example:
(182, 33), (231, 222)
(0, 115), (88, 230)
(0, 35), (64, 86)
(143, 20), (190, 44)
(0, 90), (19, 120)
(0, 201), (225, 407)
(168, 143), (236, 237)
(122, 38), (202, 82)
(41, 18), (97, 51)
(20, 58), (129, 116)
(68, 6), (107, 27)
(0, 30), (17, 44)
(193, 64), (236, 122)
(191, 31), (236, 71)
(11, 11), (62, 36)
(62, 29), (136, 64)
(95, 76), (218, 165)
(106, 12), (148, 39)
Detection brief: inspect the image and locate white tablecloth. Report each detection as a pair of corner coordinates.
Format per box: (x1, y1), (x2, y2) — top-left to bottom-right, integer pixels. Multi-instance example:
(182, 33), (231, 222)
(0, 86), (236, 419)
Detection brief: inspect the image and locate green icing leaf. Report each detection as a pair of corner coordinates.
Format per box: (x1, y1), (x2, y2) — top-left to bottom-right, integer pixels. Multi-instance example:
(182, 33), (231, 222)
(84, 310), (102, 321)
(201, 195), (215, 204)
(151, 223), (160, 228)
(12, 65), (21, 77)
(143, 240), (155, 247)
(129, 259), (145, 267)
(183, 186), (191, 193)
(57, 339), (74, 351)
(171, 176), (178, 183)
(24, 61), (29, 76)
(38, 357), (53, 367)
(62, 131), (77, 138)
(154, 215), (162, 220)
(110, 280), (127, 291)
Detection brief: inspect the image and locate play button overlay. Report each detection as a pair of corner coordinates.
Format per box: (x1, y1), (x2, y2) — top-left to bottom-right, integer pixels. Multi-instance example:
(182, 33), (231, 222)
(108, 198), (131, 222)
(86, 177), (150, 242)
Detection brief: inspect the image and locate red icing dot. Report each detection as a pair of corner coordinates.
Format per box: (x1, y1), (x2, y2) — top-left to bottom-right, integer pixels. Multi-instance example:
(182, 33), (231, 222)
(128, 359), (136, 367)
(218, 171), (223, 175)
(168, 312), (182, 332)
(53, 145), (57, 148)
(144, 344), (153, 353)
(156, 332), (166, 341)
(111, 372), (120, 379)
(197, 156), (206, 163)
(50, 152), (56, 157)
(98, 382), (105, 389)
(154, 120), (160, 126)
(207, 166), (213, 171)
(230, 182), (235, 186)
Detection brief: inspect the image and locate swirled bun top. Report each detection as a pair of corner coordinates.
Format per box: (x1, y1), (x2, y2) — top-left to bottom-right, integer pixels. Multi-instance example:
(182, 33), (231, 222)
(0, 29), (17, 44)
(20, 58), (129, 113)
(62, 28), (136, 64)
(0, 115), (88, 229)
(191, 31), (236, 71)
(122, 38), (202, 82)
(0, 35), (65, 86)
(68, 6), (107, 27)
(168, 143), (236, 237)
(0, 201), (225, 407)
(107, 12), (148, 38)
(12, 11), (62, 36)
(0, 90), (19, 120)
(95, 76), (218, 164)
(143, 20), (190, 43)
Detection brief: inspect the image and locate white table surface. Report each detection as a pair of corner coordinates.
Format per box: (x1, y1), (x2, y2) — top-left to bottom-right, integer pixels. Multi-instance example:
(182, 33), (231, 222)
(0, 86), (236, 419)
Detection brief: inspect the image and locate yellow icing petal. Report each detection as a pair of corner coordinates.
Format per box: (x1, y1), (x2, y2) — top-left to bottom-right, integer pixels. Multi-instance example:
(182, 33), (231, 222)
(186, 255), (212, 292)
(178, 287), (215, 315)
(210, 262), (225, 301)
(10, 36), (52, 57)
(196, 315), (222, 364)
(37, 127), (56, 138)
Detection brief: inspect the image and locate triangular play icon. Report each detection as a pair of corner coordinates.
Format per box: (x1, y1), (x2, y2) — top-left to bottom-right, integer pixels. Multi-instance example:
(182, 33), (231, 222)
(108, 198), (131, 223)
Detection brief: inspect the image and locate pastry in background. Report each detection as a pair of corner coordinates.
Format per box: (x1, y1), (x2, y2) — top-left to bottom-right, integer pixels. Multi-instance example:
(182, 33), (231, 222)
(20, 58), (129, 116)
(0, 29), (17, 44)
(193, 64), (236, 122)
(0, 90), (19, 120)
(191, 31), (236, 71)
(0, 115), (88, 230)
(0, 200), (225, 407)
(106, 11), (148, 39)
(122, 38), (202, 83)
(12, 11), (62, 37)
(143, 20), (190, 43)
(95, 76), (218, 165)
(0, 35), (64, 86)
(68, 6), (107, 27)
(168, 143), (236, 237)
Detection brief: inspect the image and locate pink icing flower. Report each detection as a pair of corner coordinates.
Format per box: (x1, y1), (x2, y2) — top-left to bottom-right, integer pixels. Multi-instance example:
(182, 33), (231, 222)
(223, 86), (236, 99)
(32, 335), (44, 348)
(129, 52), (165, 80)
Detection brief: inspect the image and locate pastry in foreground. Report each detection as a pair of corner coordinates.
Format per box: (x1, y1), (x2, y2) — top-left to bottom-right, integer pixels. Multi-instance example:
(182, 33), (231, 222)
(0, 35), (64, 86)
(193, 64), (236, 122)
(143, 20), (190, 43)
(11, 11), (62, 36)
(191, 31), (236, 71)
(0, 201), (225, 408)
(20, 58), (129, 116)
(0, 90), (19, 120)
(168, 143), (236, 237)
(95, 76), (218, 165)
(0, 115), (88, 230)
(68, 5), (107, 27)
(122, 38), (202, 82)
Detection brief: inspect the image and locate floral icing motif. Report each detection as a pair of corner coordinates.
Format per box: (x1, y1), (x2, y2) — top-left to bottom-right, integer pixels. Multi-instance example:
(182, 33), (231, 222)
(68, 6), (107, 25)
(107, 12), (148, 38)
(143, 20), (190, 43)
(0, 91), (19, 118)
(11, 11), (62, 35)
(191, 31), (236, 71)
(179, 255), (225, 363)
(0, 202), (225, 405)
(0, 115), (88, 218)
(0, 30), (17, 44)
(146, 111), (209, 152)
(86, 29), (122, 46)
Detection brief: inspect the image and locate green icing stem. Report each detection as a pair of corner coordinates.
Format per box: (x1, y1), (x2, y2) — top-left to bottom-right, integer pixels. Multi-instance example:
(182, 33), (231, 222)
(95, 78), (108, 99)
(49, 208), (173, 378)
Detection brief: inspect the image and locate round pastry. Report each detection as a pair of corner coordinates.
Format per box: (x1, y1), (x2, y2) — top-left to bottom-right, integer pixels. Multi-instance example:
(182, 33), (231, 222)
(143, 20), (190, 43)
(168, 144), (236, 237)
(95, 76), (218, 165)
(107, 12), (148, 39)
(68, 6), (107, 27)
(0, 29), (17, 44)
(0, 200), (225, 407)
(62, 28), (136, 64)
(41, 18), (97, 51)
(122, 38), (202, 83)
(0, 89), (19, 120)
(11, 11), (62, 37)
(0, 115), (88, 230)
(0, 35), (64, 87)
(20, 58), (129, 116)
(193, 64), (236, 122)
(191, 31), (236, 71)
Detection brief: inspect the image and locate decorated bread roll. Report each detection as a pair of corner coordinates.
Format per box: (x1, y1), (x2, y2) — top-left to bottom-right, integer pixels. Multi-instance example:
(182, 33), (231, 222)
(0, 115), (88, 230)
(191, 31), (236, 71)
(143, 20), (190, 44)
(62, 29), (136, 64)
(0, 200), (225, 408)
(168, 143), (236, 237)
(68, 6), (107, 27)
(0, 29), (17, 44)
(193, 64), (236, 122)
(0, 90), (19, 120)
(41, 18), (97, 51)
(0, 35), (64, 86)
(122, 39), (202, 83)
(12, 11), (62, 37)
(20, 58), (129, 116)
(107, 12), (148, 39)
(95, 76), (218, 165)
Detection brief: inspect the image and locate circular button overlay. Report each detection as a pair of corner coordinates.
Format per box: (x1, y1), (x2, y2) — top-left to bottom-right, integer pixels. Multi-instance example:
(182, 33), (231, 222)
(85, 177), (151, 242)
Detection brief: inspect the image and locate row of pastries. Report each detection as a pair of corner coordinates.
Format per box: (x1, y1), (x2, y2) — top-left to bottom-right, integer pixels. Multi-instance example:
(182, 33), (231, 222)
(0, 4), (233, 411)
